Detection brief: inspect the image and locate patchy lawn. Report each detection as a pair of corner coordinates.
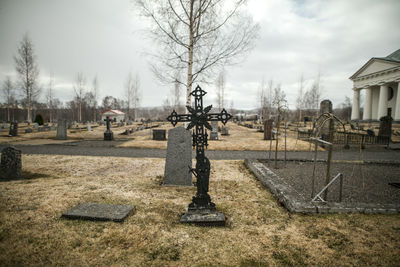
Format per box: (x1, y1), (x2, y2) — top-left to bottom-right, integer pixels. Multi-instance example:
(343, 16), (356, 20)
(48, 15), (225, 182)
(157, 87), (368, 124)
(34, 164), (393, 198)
(0, 155), (399, 266)
(118, 122), (320, 151)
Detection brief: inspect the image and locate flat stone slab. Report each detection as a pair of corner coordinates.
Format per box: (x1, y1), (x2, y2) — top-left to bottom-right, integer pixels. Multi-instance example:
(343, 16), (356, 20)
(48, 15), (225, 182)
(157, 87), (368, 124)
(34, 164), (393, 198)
(62, 202), (135, 222)
(180, 211), (225, 226)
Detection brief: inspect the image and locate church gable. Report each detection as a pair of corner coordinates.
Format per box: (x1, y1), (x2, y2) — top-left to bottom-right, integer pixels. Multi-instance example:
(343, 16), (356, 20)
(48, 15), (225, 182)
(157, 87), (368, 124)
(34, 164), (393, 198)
(350, 58), (400, 80)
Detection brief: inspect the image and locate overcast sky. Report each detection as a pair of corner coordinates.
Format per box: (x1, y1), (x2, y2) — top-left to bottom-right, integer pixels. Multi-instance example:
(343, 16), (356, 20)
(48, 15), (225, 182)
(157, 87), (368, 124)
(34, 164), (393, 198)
(0, 0), (399, 110)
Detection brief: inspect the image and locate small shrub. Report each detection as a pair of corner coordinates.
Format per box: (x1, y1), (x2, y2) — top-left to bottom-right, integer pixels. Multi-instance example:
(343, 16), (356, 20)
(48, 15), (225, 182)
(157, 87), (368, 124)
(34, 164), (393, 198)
(34, 114), (44, 125)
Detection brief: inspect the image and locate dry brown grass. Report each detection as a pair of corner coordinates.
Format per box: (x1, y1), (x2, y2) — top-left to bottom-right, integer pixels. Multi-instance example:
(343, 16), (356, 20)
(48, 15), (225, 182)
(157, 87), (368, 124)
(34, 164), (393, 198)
(0, 155), (399, 266)
(118, 122), (320, 151)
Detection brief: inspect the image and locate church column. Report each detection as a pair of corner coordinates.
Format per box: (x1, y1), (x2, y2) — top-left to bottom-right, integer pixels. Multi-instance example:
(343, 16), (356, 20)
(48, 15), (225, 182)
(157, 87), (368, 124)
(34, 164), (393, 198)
(377, 84), (389, 119)
(363, 87), (372, 120)
(351, 89), (360, 120)
(394, 82), (400, 121)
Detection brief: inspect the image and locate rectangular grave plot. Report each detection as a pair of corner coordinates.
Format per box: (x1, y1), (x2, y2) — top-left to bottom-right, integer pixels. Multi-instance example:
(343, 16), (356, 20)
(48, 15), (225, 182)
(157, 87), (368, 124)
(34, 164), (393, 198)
(62, 202), (135, 222)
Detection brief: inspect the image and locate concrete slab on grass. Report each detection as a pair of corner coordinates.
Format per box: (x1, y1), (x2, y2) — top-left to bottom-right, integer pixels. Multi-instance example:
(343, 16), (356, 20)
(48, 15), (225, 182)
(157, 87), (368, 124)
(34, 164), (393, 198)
(62, 202), (135, 222)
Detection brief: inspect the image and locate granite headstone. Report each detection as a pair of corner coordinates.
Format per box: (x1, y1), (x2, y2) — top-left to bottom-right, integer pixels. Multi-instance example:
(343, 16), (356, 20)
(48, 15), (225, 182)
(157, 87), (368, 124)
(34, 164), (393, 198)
(210, 121), (218, 140)
(0, 146), (22, 180)
(9, 122), (18, 136)
(163, 126), (192, 186)
(56, 120), (67, 140)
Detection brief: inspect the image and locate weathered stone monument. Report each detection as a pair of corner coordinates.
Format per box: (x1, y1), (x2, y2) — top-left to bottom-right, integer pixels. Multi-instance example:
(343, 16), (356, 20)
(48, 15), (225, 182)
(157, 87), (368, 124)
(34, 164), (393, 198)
(8, 122), (18, 136)
(166, 85), (232, 226)
(221, 125), (229, 136)
(153, 129), (166, 140)
(33, 123), (39, 129)
(87, 125), (92, 131)
(0, 146), (22, 180)
(319, 100), (333, 141)
(25, 128), (33, 133)
(264, 119), (274, 140)
(163, 126), (192, 186)
(104, 116), (114, 141)
(210, 121), (218, 140)
(56, 120), (67, 140)
(378, 115), (393, 138)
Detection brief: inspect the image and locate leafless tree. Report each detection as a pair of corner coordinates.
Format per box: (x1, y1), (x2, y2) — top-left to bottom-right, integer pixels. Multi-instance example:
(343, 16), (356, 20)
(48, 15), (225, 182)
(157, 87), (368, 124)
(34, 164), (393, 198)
(272, 84), (288, 169)
(46, 73), (55, 122)
(14, 33), (40, 122)
(215, 70), (226, 111)
(125, 73), (141, 121)
(73, 72), (86, 122)
(135, 0), (259, 106)
(91, 75), (99, 122)
(2, 76), (15, 122)
(257, 78), (273, 120)
(296, 74), (305, 122)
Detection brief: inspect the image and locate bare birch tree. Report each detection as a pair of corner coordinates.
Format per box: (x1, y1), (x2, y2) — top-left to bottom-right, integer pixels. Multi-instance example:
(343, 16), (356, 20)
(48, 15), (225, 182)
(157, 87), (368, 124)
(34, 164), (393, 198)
(136, 0), (259, 107)
(272, 84), (287, 169)
(91, 75), (99, 122)
(257, 78), (273, 120)
(296, 74), (305, 122)
(46, 73), (55, 122)
(73, 72), (86, 122)
(14, 33), (40, 122)
(2, 76), (14, 122)
(125, 72), (141, 121)
(215, 70), (225, 111)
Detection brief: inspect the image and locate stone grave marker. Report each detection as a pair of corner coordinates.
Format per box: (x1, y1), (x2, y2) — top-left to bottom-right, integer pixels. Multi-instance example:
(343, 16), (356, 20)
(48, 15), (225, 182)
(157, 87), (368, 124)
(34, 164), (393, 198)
(1, 122), (7, 129)
(9, 122), (18, 136)
(210, 121), (218, 140)
(378, 115), (393, 137)
(319, 100), (333, 140)
(50, 124), (56, 131)
(104, 116), (114, 141)
(56, 120), (67, 140)
(0, 146), (22, 180)
(264, 119), (274, 140)
(221, 126), (229, 135)
(163, 126), (192, 186)
(25, 128), (33, 133)
(33, 123), (39, 129)
(87, 125), (92, 131)
(153, 129), (166, 140)
(62, 202), (135, 222)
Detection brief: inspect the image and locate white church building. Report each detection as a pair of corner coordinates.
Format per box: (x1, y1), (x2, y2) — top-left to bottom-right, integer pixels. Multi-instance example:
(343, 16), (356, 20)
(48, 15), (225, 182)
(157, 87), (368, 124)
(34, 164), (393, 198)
(350, 49), (400, 121)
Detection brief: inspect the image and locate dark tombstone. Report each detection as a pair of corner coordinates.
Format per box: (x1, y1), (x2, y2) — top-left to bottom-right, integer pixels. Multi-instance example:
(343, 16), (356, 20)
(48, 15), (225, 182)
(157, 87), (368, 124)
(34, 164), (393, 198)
(264, 119), (274, 140)
(56, 120), (67, 140)
(0, 146), (22, 180)
(104, 116), (114, 141)
(25, 128), (33, 133)
(210, 121), (218, 140)
(8, 122), (18, 136)
(221, 126), (229, 136)
(319, 100), (333, 139)
(153, 129), (166, 140)
(378, 116), (393, 138)
(166, 85), (232, 226)
(163, 126), (192, 186)
(367, 129), (375, 136)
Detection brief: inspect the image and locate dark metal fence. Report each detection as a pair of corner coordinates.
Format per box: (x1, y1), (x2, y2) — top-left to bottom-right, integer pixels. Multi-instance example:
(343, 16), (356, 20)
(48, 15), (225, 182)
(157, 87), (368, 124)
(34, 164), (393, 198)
(297, 130), (390, 145)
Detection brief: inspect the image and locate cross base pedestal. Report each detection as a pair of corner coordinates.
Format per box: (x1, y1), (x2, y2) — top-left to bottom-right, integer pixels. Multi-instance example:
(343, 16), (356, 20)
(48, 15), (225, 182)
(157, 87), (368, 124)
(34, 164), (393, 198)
(104, 131), (114, 141)
(180, 207), (225, 226)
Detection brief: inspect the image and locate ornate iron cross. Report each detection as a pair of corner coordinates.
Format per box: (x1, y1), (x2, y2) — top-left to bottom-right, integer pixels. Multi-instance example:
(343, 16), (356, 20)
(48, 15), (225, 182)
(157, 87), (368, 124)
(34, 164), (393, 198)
(104, 116), (112, 131)
(167, 85), (232, 211)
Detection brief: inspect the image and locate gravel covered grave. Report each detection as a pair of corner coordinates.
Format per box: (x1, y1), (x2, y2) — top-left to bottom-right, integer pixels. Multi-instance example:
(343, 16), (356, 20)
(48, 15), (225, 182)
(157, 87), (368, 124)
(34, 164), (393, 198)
(264, 161), (400, 205)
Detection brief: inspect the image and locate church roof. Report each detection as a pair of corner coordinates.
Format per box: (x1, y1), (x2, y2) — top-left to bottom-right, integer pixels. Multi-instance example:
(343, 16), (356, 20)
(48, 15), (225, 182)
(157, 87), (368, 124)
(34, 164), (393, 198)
(375, 49), (400, 63)
(349, 48), (400, 80)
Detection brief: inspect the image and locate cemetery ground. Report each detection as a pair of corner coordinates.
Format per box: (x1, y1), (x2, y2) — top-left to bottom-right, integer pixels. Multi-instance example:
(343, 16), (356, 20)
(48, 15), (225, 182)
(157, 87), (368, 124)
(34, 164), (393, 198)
(1, 154), (400, 266)
(0, 122), (321, 151)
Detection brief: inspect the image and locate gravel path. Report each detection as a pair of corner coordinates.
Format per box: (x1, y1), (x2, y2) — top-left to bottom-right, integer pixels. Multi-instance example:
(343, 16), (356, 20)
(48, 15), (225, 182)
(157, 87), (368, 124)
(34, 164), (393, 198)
(0, 140), (399, 162)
